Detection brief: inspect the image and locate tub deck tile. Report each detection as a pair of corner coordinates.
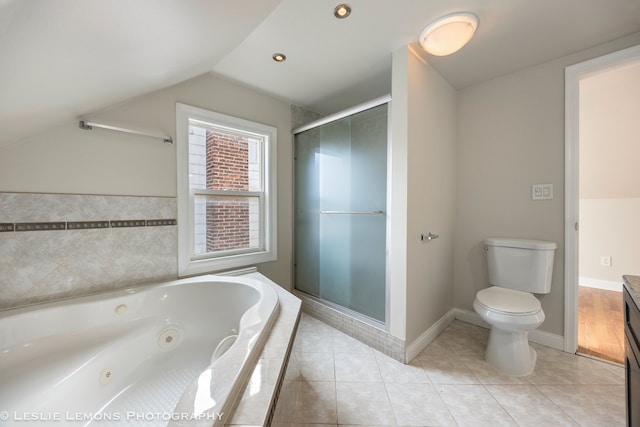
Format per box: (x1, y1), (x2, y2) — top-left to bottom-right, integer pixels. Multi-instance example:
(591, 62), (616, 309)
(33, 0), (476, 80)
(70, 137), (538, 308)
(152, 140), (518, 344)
(226, 273), (301, 427)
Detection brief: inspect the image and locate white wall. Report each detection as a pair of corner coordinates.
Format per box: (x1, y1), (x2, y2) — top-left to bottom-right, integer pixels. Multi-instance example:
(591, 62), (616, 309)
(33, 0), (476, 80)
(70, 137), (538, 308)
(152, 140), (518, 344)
(390, 46), (456, 344)
(580, 198), (640, 283)
(389, 48), (409, 340)
(579, 60), (640, 285)
(454, 33), (640, 336)
(0, 72), (293, 291)
(579, 61), (640, 199)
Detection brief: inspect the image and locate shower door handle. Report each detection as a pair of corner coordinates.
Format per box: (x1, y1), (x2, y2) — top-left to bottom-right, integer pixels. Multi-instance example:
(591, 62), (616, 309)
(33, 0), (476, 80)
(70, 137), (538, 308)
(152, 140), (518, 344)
(421, 232), (439, 241)
(320, 210), (385, 215)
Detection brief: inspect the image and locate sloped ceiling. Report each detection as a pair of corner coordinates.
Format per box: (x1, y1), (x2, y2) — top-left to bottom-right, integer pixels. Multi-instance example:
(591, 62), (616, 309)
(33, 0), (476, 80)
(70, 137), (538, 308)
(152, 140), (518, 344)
(1, 0), (640, 147)
(0, 0), (283, 146)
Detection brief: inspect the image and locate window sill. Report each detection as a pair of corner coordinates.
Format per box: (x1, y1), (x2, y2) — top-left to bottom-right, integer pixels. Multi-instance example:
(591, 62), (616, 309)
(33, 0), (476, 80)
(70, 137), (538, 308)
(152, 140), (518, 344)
(178, 250), (277, 277)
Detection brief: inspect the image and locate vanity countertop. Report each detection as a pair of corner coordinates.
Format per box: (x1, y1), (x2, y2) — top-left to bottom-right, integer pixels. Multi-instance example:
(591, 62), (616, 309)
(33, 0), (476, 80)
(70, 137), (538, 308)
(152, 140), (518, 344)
(623, 275), (640, 308)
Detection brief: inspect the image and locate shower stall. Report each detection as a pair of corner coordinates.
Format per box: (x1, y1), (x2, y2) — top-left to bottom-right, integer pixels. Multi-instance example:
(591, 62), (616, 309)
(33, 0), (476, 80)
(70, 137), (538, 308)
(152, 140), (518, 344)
(293, 97), (389, 326)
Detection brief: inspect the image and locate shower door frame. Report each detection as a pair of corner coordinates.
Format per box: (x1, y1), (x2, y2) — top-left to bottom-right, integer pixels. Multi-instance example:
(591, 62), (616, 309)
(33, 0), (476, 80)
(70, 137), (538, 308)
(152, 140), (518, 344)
(291, 94), (392, 330)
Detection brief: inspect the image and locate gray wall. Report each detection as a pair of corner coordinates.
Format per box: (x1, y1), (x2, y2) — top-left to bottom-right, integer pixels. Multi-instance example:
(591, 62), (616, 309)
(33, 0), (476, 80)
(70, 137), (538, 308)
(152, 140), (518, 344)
(390, 46), (456, 344)
(454, 33), (640, 336)
(0, 72), (293, 308)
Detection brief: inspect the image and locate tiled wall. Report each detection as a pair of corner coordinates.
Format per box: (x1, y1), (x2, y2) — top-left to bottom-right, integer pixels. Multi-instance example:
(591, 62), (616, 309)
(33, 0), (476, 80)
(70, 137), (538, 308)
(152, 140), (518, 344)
(291, 104), (322, 129)
(0, 193), (178, 310)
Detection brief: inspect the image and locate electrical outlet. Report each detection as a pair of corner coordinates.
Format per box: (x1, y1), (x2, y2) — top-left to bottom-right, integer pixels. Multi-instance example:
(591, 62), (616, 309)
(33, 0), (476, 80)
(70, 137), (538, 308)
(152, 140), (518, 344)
(532, 184), (553, 200)
(600, 256), (612, 267)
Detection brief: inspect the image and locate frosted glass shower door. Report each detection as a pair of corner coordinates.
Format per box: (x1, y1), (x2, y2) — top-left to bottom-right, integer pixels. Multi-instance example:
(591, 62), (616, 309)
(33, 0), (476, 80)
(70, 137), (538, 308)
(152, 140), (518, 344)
(294, 104), (387, 323)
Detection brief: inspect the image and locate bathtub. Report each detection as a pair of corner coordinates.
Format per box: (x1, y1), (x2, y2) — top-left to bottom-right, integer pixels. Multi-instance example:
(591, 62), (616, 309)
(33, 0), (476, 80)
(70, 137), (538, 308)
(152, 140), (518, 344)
(0, 274), (279, 427)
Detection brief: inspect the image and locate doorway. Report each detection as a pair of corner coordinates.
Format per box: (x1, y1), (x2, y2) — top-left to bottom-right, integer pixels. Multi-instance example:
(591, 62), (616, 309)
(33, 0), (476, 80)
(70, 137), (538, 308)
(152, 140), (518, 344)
(565, 45), (640, 362)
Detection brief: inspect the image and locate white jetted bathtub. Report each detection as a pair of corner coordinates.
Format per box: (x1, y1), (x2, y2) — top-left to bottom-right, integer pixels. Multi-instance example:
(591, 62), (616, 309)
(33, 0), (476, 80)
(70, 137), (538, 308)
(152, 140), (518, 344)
(0, 274), (279, 427)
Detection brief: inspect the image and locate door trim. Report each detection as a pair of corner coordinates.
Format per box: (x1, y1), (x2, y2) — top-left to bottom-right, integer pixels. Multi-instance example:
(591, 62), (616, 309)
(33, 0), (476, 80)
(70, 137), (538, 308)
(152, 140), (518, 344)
(564, 44), (640, 353)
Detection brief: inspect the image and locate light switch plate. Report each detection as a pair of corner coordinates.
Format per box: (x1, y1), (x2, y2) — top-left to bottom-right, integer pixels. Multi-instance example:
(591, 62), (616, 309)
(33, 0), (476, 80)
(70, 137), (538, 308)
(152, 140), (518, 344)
(532, 184), (553, 200)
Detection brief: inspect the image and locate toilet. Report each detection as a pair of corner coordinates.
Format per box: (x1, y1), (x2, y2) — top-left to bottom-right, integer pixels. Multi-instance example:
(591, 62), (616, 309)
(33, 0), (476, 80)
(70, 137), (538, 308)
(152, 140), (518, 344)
(473, 237), (556, 376)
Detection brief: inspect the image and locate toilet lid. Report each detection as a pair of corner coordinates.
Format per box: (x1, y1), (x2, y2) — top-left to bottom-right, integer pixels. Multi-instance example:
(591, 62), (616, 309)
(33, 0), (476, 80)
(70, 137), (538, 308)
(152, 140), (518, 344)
(476, 286), (541, 315)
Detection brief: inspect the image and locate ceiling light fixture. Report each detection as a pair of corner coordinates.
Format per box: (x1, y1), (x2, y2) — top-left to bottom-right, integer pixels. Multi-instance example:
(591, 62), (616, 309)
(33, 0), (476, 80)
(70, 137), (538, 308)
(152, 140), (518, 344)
(419, 12), (478, 56)
(272, 53), (287, 62)
(334, 4), (351, 19)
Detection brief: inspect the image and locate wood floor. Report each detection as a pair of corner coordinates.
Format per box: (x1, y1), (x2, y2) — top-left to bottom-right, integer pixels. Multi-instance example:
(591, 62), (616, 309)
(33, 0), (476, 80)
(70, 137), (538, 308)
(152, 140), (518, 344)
(577, 286), (625, 364)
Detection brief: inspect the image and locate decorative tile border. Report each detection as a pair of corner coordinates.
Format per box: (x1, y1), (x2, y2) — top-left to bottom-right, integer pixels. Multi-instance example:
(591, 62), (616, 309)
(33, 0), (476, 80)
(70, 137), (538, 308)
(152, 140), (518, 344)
(67, 221), (111, 230)
(147, 219), (178, 227)
(0, 219), (176, 232)
(110, 220), (147, 228)
(15, 222), (66, 232)
(0, 223), (15, 232)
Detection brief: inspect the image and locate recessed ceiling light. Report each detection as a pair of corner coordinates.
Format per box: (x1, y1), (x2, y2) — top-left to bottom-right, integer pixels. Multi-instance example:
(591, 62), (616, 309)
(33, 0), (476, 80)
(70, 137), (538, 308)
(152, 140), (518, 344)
(272, 53), (287, 62)
(419, 12), (478, 56)
(334, 4), (351, 19)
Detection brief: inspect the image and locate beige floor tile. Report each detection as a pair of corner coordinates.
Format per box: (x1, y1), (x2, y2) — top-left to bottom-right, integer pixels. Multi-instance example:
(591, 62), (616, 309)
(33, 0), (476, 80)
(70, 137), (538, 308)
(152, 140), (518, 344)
(536, 384), (626, 426)
(332, 329), (374, 354)
(293, 380), (337, 424)
(279, 313), (624, 427)
(463, 356), (528, 385)
(291, 424), (336, 427)
(335, 382), (396, 425)
(293, 330), (334, 353)
(437, 384), (517, 426)
(296, 352), (335, 381)
(600, 360), (625, 380)
(421, 355), (480, 385)
(421, 320), (489, 358)
(334, 351), (382, 382)
(298, 313), (335, 334)
(486, 384), (578, 426)
(569, 356), (625, 385)
(523, 356), (582, 385)
(284, 352), (302, 381)
(526, 348), (625, 386)
(374, 350), (430, 384)
(385, 382), (456, 426)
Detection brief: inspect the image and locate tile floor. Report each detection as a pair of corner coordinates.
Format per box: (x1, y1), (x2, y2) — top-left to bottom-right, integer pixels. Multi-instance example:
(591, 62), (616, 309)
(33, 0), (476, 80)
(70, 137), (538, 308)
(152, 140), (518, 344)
(272, 313), (626, 426)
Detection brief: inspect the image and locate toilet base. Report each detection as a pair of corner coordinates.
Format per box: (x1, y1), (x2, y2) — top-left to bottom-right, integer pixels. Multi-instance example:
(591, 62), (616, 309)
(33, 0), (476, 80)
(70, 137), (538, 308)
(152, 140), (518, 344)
(485, 327), (537, 376)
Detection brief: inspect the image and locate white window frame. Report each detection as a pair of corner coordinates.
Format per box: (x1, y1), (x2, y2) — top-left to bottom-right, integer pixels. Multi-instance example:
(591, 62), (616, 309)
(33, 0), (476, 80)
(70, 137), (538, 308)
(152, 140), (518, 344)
(176, 103), (277, 276)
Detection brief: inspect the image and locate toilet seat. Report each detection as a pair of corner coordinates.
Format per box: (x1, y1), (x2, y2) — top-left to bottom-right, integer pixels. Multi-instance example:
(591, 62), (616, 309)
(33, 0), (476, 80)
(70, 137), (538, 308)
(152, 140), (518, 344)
(475, 286), (541, 315)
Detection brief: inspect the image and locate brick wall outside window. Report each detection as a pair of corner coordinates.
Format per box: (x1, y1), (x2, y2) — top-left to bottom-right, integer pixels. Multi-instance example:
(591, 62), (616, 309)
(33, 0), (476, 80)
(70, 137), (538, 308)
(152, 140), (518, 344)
(205, 130), (249, 252)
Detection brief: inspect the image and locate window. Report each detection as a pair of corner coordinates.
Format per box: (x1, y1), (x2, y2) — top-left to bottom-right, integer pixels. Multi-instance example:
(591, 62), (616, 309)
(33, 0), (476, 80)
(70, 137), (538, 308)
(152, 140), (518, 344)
(176, 103), (277, 276)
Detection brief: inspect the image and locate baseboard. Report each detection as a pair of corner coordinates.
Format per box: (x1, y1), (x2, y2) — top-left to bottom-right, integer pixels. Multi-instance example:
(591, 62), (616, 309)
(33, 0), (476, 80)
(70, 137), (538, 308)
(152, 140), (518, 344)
(404, 307), (565, 362)
(579, 277), (623, 292)
(453, 308), (565, 351)
(530, 327), (565, 351)
(405, 309), (457, 362)
(451, 307), (489, 328)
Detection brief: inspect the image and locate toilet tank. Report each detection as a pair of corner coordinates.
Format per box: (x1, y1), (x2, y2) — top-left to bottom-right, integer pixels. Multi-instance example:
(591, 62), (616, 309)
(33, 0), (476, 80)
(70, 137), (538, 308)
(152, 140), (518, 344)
(484, 238), (556, 294)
